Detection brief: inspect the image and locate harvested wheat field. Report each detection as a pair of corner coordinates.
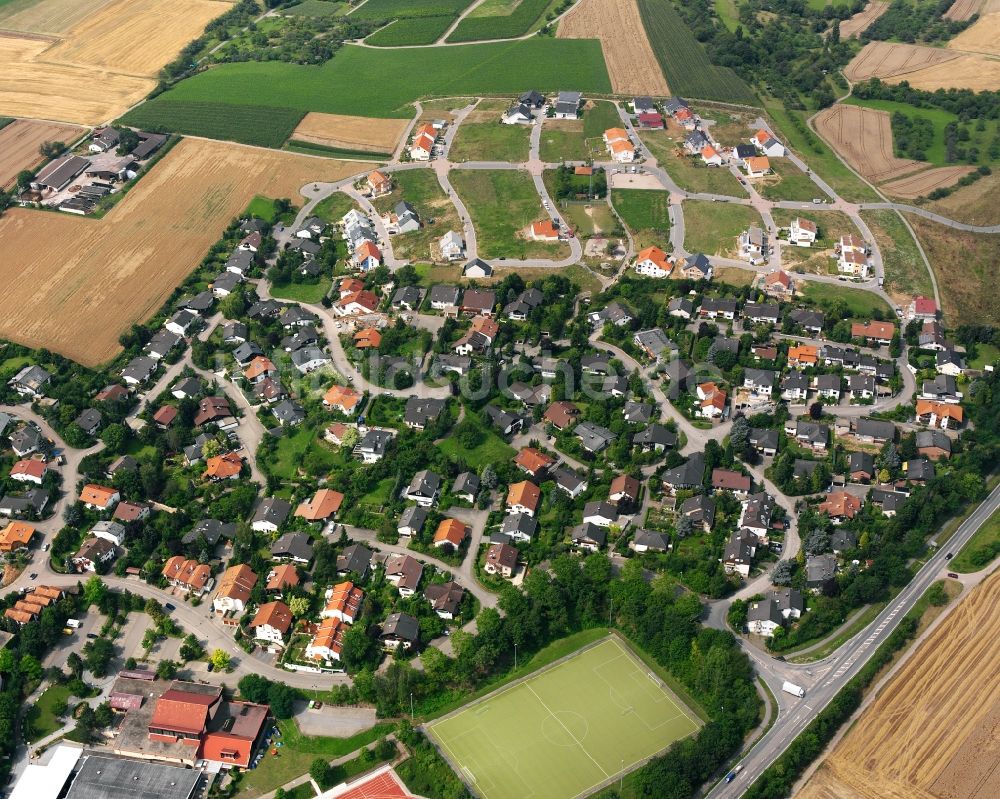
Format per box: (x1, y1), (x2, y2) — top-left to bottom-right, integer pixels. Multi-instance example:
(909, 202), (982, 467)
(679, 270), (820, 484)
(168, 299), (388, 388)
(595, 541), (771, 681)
(844, 41), (960, 82)
(0, 34), (153, 124)
(943, 0), (984, 20)
(799, 572), (1000, 799)
(889, 53), (1000, 91)
(948, 12), (1000, 57)
(558, 0), (669, 96)
(0, 139), (369, 365)
(290, 112), (411, 154)
(879, 165), (976, 198)
(43, 0), (232, 76)
(840, 1), (889, 38)
(814, 104), (924, 183)
(0, 0), (115, 35)
(0, 119), (85, 188)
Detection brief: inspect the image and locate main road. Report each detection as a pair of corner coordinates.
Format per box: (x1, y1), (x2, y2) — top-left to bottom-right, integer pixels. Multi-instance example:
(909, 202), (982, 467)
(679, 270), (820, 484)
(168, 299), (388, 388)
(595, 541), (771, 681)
(707, 481), (1000, 797)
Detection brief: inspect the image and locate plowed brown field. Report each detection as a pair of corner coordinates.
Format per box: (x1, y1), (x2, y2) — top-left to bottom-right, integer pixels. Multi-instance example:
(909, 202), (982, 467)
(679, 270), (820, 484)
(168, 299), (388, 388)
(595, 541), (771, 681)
(889, 54), (1000, 91)
(799, 572), (1000, 799)
(0, 139), (368, 366)
(879, 165), (976, 198)
(844, 41), (960, 82)
(0, 119), (85, 188)
(290, 112), (411, 153)
(814, 104), (924, 183)
(557, 0), (669, 96)
(840, 1), (889, 39)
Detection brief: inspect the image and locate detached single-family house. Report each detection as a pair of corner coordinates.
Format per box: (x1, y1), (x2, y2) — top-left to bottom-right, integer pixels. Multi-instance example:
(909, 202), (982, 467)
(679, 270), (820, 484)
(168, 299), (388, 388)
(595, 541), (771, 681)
(789, 217), (817, 247)
(634, 246), (671, 278)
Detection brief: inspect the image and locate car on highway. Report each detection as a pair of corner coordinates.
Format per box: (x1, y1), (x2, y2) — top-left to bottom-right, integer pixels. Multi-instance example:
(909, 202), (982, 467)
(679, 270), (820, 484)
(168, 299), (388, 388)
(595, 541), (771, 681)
(946, 552), (953, 559)
(165, 602), (176, 611)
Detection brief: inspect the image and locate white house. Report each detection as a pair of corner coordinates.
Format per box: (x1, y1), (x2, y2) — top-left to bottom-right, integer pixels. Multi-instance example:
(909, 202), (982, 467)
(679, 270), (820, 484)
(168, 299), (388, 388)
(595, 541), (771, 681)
(838, 249), (870, 278)
(633, 246), (671, 278)
(751, 129), (786, 157)
(439, 230), (465, 261)
(248, 601), (293, 651)
(700, 145), (723, 166)
(739, 226), (766, 265)
(789, 217), (817, 247)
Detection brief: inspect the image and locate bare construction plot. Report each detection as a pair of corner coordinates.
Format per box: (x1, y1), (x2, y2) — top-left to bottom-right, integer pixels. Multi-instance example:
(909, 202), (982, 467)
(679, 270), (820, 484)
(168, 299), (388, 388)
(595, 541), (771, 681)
(799, 572), (1000, 799)
(0, 138), (368, 365)
(290, 112), (411, 153)
(0, 119), (85, 188)
(557, 0), (670, 96)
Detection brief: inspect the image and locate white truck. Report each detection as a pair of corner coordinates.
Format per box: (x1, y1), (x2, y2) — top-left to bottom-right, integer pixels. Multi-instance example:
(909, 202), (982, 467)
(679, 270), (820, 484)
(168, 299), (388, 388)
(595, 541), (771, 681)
(66, 618), (82, 629)
(782, 681), (805, 698)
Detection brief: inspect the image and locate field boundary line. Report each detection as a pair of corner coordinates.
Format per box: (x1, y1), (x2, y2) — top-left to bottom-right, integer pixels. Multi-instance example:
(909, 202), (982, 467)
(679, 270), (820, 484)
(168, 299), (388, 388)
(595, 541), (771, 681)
(523, 681), (609, 778)
(606, 632), (704, 731)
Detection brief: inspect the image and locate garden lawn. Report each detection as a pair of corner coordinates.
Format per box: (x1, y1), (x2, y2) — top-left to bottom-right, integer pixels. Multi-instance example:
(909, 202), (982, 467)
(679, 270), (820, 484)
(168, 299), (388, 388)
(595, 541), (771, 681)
(683, 200), (760, 256)
(312, 192), (357, 224)
(539, 119), (589, 162)
(426, 636), (701, 799)
(450, 169), (568, 259)
(269, 278), (333, 303)
(951, 507), (1000, 572)
(26, 683), (71, 742)
(440, 413), (514, 468)
(122, 40), (611, 147)
(450, 101), (532, 162)
(801, 281), (893, 317)
(757, 158), (821, 202)
(860, 209), (932, 299)
(611, 188), (670, 250)
(269, 426), (338, 480)
(639, 129), (747, 196)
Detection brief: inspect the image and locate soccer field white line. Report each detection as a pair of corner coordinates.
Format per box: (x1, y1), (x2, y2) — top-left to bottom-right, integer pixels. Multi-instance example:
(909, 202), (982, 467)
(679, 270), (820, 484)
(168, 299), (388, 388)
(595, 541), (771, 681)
(523, 682), (610, 778)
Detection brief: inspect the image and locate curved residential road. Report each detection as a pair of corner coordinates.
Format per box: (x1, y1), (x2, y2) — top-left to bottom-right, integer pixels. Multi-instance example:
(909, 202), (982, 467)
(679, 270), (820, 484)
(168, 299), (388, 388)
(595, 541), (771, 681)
(708, 481), (1000, 798)
(6, 561), (347, 689)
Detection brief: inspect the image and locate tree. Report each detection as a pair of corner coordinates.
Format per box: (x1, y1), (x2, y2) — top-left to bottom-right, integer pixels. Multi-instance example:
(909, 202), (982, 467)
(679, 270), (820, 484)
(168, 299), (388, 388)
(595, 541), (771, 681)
(675, 515), (693, 538)
(19, 654), (42, 682)
(16, 170), (33, 192)
(310, 758), (331, 788)
(39, 140), (65, 158)
(156, 659), (179, 679)
(288, 596), (310, 617)
(209, 649), (231, 672)
(83, 575), (107, 607)
(84, 638), (114, 677)
(771, 560), (795, 586)
(180, 633), (204, 661)
(730, 415), (750, 452)
(101, 423), (128, 452)
(0, 649), (13, 673)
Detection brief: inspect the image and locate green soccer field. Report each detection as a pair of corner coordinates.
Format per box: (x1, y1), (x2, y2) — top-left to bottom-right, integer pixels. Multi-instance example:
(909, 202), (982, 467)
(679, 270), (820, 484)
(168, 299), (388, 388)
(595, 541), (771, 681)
(426, 636), (702, 799)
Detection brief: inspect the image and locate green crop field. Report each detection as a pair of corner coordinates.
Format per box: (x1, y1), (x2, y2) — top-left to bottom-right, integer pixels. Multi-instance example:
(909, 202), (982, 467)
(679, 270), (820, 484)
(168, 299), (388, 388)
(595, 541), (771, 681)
(121, 102), (305, 148)
(366, 14), (455, 45)
(636, 0), (756, 105)
(451, 168), (567, 259)
(427, 636), (701, 799)
(447, 0), (553, 42)
(350, 0), (473, 19)
(122, 40), (610, 147)
(281, 0), (348, 16)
